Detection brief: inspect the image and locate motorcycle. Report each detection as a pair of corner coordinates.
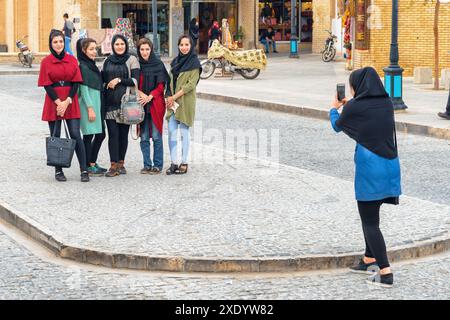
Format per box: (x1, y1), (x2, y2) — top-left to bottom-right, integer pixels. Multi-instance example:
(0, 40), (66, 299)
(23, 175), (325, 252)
(321, 30), (337, 63)
(16, 35), (34, 68)
(201, 40), (266, 80)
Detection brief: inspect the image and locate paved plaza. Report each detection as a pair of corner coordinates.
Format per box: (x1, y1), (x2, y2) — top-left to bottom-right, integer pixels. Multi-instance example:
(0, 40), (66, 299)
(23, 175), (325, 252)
(0, 71), (449, 298)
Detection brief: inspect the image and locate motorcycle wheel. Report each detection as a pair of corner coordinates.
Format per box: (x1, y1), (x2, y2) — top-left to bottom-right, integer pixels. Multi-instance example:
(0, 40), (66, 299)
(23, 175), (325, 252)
(18, 53), (27, 66)
(322, 47), (336, 62)
(200, 60), (216, 80)
(239, 68), (260, 80)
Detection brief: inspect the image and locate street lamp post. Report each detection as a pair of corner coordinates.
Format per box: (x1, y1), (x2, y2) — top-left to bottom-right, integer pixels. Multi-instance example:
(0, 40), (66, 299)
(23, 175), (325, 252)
(290, 0), (299, 58)
(383, 0), (407, 110)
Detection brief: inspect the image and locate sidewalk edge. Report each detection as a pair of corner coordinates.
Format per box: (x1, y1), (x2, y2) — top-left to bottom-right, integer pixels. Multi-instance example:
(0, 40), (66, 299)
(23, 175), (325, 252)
(197, 92), (450, 141)
(1, 201), (449, 273)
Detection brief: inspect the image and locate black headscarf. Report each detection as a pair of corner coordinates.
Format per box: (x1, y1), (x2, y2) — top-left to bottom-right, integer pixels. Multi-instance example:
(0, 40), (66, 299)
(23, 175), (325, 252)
(170, 37), (202, 88)
(108, 34), (130, 65)
(336, 67), (398, 160)
(76, 39), (102, 91)
(49, 29), (66, 60)
(138, 43), (170, 93)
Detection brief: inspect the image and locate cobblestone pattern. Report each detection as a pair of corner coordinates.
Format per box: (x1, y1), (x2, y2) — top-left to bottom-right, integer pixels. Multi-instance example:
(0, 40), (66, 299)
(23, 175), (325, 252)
(0, 77), (449, 259)
(0, 231), (449, 300)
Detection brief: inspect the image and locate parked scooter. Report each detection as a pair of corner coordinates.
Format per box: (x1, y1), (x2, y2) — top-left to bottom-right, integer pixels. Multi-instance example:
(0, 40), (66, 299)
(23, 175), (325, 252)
(201, 40), (266, 80)
(321, 30), (337, 62)
(16, 35), (34, 68)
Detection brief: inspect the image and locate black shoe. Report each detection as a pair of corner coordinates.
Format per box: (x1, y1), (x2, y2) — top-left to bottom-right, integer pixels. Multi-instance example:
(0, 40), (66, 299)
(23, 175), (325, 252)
(55, 171), (67, 182)
(273, 50), (279, 53)
(366, 273), (394, 288)
(166, 164), (179, 176)
(81, 171), (90, 183)
(349, 258), (379, 274)
(438, 112), (450, 120)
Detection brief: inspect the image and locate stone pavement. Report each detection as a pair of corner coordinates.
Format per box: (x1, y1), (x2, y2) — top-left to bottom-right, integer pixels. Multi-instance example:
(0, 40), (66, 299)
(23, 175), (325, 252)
(196, 54), (450, 139)
(1, 226), (449, 300)
(0, 76), (449, 272)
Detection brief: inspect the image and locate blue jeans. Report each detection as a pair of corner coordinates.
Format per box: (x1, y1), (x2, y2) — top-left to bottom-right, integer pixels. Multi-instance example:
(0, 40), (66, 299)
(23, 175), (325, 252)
(140, 113), (163, 170)
(260, 39), (276, 52)
(65, 36), (73, 55)
(168, 114), (190, 165)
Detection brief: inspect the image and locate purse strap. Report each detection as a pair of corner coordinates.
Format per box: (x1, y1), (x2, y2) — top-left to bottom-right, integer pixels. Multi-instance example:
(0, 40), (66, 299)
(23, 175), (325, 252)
(52, 119), (71, 139)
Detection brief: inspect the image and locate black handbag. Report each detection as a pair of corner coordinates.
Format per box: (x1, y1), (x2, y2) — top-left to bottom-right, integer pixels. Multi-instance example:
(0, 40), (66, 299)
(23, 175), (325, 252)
(46, 120), (76, 168)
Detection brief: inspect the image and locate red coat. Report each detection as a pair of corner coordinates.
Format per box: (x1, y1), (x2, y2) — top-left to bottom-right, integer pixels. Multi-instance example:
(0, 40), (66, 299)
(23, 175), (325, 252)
(38, 54), (83, 121)
(139, 76), (166, 135)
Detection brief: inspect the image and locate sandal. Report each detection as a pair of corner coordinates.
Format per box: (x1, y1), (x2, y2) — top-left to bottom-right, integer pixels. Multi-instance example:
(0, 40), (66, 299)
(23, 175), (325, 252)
(149, 167), (162, 175)
(166, 164), (179, 175)
(175, 164), (189, 175)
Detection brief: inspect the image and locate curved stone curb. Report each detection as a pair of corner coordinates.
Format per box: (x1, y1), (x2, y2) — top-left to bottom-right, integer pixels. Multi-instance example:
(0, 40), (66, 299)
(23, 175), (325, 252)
(1, 201), (449, 273)
(197, 92), (450, 141)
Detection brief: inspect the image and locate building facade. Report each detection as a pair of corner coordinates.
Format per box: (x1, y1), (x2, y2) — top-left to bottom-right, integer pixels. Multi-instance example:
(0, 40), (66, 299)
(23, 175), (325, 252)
(1, 0), (449, 78)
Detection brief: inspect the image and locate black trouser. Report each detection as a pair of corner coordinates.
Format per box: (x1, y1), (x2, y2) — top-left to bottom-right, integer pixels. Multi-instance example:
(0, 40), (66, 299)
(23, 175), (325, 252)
(446, 89), (450, 114)
(49, 119), (87, 173)
(83, 122), (106, 167)
(106, 120), (130, 163)
(357, 200), (390, 270)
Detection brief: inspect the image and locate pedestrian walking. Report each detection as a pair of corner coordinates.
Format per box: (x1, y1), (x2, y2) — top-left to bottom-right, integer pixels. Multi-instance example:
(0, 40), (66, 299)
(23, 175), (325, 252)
(437, 89), (450, 120)
(208, 20), (221, 48)
(76, 38), (108, 177)
(329, 67), (402, 288)
(62, 13), (75, 55)
(136, 38), (170, 175)
(102, 34), (140, 177)
(189, 18), (200, 50)
(165, 35), (202, 175)
(38, 29), (89, 182)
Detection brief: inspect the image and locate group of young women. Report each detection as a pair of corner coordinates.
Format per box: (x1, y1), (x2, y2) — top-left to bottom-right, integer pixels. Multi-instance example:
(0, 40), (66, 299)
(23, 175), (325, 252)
(39, 30), (201, 182)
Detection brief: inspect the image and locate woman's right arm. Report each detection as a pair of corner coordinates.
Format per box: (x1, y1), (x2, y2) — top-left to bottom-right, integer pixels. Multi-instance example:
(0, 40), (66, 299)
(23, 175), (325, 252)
(79, 84), (94, 110)
(329, 108), (342, 133)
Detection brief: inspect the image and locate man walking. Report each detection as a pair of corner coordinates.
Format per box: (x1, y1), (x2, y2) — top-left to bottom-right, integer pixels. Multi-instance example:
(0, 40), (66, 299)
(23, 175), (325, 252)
(438, 90), (450, 120)
(62, 13), (75, 55)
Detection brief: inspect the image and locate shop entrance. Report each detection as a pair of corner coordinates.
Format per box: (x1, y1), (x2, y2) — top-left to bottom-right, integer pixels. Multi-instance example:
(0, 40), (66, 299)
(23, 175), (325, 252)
(258, 0), (313, 51)
(101, 1), (169, 54)
(183, 0), (237, 54)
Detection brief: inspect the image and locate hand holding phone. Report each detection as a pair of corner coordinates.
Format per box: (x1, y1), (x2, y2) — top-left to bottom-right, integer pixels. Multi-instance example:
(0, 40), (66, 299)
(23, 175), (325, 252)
(337, 83), (346, 102)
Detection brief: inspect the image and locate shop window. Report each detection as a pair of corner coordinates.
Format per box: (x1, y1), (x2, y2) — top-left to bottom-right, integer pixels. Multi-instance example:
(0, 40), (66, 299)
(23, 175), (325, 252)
(259, 0), (313, 43)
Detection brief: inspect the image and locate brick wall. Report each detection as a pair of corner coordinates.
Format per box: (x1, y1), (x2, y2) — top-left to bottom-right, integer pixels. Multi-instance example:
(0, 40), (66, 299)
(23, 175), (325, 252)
(239, 0), (258, 49)
(312, 0), (332, 53)
(0, 0), (6, 45)
(354, 0), (450, 78)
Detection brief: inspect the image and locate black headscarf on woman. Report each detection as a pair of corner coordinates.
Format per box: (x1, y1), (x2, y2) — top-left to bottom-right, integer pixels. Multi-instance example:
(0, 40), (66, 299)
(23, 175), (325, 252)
(336, 67), (398, 160)
(138, 43), (170, 93)
(76, 39), (102, 91)
(170, 37), (202, 88)
(49, 29), (66, 60)
(108, 34), (130, 65)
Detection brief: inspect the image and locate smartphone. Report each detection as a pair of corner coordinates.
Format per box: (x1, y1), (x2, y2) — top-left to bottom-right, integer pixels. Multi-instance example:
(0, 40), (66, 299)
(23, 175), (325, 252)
(337, 83), (346, 102)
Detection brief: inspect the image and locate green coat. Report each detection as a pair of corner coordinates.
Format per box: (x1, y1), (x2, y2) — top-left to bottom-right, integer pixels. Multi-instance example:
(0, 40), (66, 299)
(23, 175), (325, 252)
(79, 84), (103, 135)
(166, 69), (200, 127)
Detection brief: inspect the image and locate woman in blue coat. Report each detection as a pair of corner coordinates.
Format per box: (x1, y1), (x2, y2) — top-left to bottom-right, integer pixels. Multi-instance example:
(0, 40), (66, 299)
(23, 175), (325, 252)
(330, 67), (401, 288)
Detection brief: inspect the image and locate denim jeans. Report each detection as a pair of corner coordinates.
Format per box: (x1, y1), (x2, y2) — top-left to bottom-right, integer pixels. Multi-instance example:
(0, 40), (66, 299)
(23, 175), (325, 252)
(168, 114), (190, 165)
(260, 39), (276, 52)
(140, 113), (164, 169)
(65, 36), (73, 55)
